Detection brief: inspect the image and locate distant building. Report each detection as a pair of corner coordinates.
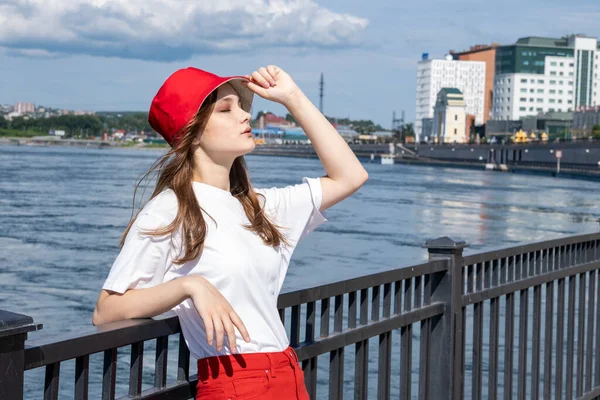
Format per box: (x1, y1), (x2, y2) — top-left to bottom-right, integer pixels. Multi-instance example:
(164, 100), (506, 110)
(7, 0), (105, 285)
(492, 34), (600, 121)
(451, 43), (500, 125)
(421, 118), (434, 140)
(333, 124), (359, 141)
(416, 55), (486, 141)
(572, 105), (600, 137)
(432, 88), (467, 143)
(6, 111), (22, 120)
(485, 120), (523, 137)
(14, 102), (35, 114)
(521, 111), (572, 139)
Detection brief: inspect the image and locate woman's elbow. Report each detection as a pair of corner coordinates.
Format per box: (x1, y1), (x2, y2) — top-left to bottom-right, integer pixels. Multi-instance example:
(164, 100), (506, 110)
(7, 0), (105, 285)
(92, 307), (104, 326)
(353, 170), (369, 189)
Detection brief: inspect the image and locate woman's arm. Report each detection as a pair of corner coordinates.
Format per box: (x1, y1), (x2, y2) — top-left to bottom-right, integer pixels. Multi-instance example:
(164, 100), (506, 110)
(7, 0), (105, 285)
(284, 90), (369, 211)
(244, 66), (369, 212)
(92, 278), (190, 325)
(93, 275), (250, 352)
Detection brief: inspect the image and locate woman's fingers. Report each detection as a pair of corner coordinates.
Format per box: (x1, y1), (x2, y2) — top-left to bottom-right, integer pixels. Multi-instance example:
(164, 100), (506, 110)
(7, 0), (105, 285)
(201, 312), (214, 346)
(266, 65), (278, 79)
(222, 318), (237, 353)
(258, 67), (275, 86)
(242, 80), (267, 96)
(252, 70), (270, 88)
(230, 310), (251, 342)
(212, 316), (225, 351)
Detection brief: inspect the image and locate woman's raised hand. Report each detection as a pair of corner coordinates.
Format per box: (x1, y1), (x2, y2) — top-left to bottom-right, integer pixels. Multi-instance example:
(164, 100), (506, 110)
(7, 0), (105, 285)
(242, 65), (302, 107)
(182, 275), (250, 353)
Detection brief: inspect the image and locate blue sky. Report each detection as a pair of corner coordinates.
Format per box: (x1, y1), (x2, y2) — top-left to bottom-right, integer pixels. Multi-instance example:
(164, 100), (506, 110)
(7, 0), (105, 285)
(0, 0), (598, 128)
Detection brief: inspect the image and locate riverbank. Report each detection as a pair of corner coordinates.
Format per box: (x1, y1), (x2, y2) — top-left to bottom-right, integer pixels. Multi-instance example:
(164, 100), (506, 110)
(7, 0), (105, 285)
(4, 137), (600, 181)
(250, 144), (600, 181)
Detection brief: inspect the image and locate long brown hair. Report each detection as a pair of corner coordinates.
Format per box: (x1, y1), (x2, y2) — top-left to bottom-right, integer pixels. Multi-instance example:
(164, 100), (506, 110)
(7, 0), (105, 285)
(121, 90), (288, 264)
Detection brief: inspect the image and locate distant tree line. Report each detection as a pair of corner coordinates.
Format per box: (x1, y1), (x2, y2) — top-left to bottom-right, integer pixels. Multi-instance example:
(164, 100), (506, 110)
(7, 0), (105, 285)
(0, 112), (154, 138)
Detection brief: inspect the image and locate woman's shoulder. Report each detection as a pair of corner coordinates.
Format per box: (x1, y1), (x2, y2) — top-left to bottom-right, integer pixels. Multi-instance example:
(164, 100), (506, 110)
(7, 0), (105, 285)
(138, 188), (179, 227)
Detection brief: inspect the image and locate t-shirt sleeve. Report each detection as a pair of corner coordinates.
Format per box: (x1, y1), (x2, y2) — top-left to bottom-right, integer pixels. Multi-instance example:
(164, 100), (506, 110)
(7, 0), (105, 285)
(256, 177), (328, 253)
(102, 211), (173, 294)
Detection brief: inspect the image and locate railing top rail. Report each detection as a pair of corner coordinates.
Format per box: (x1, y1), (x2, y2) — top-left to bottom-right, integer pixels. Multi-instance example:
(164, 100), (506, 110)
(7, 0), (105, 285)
(23, 314), (180, 370)
(277, 259), (448, 309)
(462, 231), (600, 266)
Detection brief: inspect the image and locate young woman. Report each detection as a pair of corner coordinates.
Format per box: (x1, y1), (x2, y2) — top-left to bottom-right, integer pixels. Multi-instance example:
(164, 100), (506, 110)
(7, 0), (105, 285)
(93, 65), (368, 399)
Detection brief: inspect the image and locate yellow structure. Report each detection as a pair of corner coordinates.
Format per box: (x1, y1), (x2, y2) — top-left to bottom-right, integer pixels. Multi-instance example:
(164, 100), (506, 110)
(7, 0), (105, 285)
(513, 130), (529, 143)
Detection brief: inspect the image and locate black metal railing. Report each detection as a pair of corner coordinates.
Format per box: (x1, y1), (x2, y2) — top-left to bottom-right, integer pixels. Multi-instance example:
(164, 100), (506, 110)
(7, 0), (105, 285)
(2, 232), (600, 399)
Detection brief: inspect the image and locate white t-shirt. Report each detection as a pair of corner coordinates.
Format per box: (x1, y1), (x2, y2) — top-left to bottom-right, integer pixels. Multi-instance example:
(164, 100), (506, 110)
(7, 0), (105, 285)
(102, 177), (327, 359)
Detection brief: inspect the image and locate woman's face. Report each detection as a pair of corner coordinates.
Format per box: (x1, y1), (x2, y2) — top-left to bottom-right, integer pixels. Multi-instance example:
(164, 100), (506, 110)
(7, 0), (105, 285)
(197, 83), (254, 161)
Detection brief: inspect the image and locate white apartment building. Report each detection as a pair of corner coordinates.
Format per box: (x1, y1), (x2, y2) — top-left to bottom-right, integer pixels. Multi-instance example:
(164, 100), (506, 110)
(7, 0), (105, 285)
(415, 56), (486, 141)
(493, 35), (599, 121)
(15, 102), (35, 114)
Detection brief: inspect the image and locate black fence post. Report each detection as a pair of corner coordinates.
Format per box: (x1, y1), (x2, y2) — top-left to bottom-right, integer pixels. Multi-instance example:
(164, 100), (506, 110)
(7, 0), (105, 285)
(0, 310), (42, 400)
(424, 237), (468, 400)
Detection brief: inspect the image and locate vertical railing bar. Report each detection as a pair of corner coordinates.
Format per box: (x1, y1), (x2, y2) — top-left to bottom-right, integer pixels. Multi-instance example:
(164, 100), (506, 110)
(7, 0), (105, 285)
(504, 292), (514, 400)
(155, 336), (168, 390)
(576, 272), (586, 397)
(330, 346), (344, 400)
(102, 348), (117, 400)
(291, 305), (301, 346)
(394, 280), (402, 316)
(400, 278), (413, 400)
(585, 270), (595, 392)
(377, 283), (393, 400)
(372, 285), (381, 322)
(129, 341), (144, 397)
(484, 260), (491, 289)
(418, 275), (431, 400)
(543, 281), (554, 399)
(472, 300), (483, 399)
(306, 301), (316, 341)
(303, 300), (317, 398)
(467, 264), (474, 294)
(349, 291), (357, 329)
(556, 277), (566, 398)
(566, 274), (576, 399)
(359, 289), (368, 326)
(354, 289), (369, 399)
(320, 298), (330, 338)
(331, 296), (345, 398)
(44, 362), (60, 400)
(489, 293), (499, 400)
(517, 286), (529, 400)
(492, 258), (499, 287)
(595, 269), (600, 387)
(177, 333), (190, 383)
(383, 282), (392, 316)
(531, 284), (541, 399)
(74, 355), (89, 400)
(414, 276), (422, 308)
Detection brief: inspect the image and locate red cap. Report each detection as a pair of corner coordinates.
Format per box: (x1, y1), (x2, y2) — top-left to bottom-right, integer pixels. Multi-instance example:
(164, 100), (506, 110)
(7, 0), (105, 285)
(148, 67), (254, 146)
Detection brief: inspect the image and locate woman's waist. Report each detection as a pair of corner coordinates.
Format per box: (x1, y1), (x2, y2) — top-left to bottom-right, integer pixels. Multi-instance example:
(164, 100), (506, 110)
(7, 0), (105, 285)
(197, 346), (300, 378)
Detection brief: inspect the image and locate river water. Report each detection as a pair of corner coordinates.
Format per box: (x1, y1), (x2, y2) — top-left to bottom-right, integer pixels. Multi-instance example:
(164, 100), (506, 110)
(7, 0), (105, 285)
(1, 145), (599, 399)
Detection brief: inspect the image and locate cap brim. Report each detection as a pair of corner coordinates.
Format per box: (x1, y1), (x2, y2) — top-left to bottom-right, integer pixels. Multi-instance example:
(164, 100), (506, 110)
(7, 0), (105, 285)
(225, 78), (254, 114)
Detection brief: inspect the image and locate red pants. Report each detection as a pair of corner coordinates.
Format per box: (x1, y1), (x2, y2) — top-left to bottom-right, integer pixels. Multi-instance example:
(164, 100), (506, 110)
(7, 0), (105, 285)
(196, 346), (310, 399)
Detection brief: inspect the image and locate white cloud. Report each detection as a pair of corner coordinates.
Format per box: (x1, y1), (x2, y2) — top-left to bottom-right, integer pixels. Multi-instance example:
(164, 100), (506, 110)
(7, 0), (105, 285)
(0, 0), (368, 61)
